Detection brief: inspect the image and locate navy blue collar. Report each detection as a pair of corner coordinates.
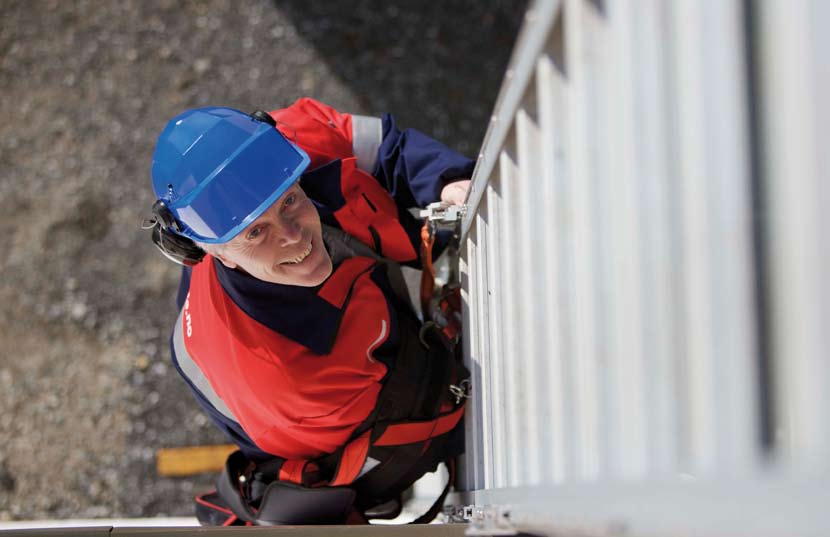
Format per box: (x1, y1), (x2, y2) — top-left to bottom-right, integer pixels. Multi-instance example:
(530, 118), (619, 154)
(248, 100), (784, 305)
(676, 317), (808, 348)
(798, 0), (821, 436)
(213, 257), (345, 355)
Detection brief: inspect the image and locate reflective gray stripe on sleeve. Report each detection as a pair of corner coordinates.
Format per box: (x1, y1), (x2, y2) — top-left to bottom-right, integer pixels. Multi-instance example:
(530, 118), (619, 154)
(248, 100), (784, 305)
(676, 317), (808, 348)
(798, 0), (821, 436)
(172, 306), (238, 422)
(351, 114), (382, 173)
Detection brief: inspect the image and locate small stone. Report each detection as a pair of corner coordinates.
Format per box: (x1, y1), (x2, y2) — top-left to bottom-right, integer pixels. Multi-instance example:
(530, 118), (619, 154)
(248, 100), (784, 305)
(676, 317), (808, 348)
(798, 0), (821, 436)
(194, 58), (210, 74)
(70, 301), (88, 320)
(270, 26), (284, 39)
(135, 355), (150, 371)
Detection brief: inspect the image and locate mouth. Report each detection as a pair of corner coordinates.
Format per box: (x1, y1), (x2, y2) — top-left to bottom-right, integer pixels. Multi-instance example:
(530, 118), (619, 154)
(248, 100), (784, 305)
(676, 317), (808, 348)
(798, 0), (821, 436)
(280, 241), (313, 265)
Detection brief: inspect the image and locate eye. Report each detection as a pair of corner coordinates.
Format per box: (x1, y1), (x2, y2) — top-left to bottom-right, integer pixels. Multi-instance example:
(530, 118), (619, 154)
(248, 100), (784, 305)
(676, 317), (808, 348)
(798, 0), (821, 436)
(283, 193), (297, 207)
(246, 226), (264, 240)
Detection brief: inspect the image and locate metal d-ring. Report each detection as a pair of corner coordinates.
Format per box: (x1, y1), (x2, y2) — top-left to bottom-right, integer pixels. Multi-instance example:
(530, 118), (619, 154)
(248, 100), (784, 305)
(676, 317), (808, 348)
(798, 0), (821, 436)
(449, 379), (471, 404)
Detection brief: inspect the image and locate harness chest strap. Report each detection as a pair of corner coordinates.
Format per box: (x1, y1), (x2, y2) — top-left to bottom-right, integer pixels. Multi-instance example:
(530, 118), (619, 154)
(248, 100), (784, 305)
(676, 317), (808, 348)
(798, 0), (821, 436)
(240, 403), (467, 489)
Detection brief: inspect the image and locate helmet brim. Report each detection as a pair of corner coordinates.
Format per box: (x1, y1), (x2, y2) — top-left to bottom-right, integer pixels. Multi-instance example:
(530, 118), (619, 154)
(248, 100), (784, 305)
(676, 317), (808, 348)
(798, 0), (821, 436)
(168, 125), (310, 244)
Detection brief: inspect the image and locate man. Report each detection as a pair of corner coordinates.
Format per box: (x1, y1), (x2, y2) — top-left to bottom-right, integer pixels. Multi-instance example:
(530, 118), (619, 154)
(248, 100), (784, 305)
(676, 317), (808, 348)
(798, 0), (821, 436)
(145, 98), (473, 524)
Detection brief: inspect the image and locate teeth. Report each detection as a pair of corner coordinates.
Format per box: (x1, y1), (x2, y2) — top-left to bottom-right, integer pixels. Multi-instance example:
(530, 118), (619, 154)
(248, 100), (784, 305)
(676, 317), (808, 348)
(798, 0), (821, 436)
(282, 242), (312, 265)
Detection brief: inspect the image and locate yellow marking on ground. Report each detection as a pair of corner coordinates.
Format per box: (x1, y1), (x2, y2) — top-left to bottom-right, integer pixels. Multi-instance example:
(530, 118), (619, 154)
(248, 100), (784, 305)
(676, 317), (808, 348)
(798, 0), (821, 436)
(156, 444), (237, 477)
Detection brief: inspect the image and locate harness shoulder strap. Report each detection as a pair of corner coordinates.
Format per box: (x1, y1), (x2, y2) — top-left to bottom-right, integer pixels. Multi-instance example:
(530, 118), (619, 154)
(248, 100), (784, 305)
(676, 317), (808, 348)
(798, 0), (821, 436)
(322, 224), (413, 310)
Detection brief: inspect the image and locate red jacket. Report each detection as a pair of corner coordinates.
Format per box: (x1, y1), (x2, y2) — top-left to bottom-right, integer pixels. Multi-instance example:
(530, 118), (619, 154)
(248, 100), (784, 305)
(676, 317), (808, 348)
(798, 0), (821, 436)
(170, 98), (474, 461)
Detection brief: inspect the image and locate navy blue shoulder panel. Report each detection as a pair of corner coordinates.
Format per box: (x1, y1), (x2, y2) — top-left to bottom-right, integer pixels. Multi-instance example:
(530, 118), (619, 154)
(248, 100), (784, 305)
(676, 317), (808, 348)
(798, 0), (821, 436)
(213, 258), (343, 355)
(373, 114), (476, 208)
(301, 160), (345, 235)
(176, 266), (192, 310)
(300, 159), (346, 209)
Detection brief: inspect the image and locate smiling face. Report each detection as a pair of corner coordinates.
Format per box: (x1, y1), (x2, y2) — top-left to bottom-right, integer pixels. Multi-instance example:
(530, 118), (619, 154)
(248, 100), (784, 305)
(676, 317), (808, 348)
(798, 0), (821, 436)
(214, 184), (333, 286)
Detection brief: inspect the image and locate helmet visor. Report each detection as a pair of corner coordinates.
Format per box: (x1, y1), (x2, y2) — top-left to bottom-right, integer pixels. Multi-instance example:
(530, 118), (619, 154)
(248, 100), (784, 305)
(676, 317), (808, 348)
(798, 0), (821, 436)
(170, 127), (310, 243)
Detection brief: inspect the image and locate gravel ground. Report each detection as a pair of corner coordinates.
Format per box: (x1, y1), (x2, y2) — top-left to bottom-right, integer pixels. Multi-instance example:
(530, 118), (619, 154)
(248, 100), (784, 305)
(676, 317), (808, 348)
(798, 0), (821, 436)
(0, 0), (524, 520)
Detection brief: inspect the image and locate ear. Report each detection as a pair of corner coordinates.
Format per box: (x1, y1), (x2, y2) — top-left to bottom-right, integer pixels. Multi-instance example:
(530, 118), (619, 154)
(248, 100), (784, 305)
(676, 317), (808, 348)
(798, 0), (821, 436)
(215, 253), (238, 270)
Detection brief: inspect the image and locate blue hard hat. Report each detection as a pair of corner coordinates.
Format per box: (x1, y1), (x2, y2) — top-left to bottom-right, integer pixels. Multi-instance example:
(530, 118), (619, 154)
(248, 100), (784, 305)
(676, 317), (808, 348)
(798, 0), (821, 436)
(151, 107), (310, 244)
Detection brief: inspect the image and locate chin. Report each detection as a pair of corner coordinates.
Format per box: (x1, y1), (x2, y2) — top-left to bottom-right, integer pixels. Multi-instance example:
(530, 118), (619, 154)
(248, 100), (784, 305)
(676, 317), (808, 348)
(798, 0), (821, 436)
(305, 258), (333, 286)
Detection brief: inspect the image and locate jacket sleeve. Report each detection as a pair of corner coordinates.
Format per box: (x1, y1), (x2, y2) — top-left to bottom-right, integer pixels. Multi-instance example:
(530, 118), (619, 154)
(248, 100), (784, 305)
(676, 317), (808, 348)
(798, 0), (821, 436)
(372, 114), (476, 208)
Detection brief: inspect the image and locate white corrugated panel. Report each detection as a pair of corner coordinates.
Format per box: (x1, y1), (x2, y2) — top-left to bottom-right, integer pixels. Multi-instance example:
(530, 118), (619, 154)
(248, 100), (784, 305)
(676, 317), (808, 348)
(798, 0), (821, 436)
(456, 0), (830, 535)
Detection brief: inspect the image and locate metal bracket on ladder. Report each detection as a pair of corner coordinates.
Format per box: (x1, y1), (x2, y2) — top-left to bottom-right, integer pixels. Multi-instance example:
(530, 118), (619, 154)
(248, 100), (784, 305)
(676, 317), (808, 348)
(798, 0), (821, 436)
(420, 201), (467, 229)
(444, 504), (518, 536)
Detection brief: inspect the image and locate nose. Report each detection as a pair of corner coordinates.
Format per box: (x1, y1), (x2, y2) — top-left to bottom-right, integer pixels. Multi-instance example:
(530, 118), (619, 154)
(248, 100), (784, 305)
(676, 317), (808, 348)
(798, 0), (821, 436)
(275, 214), (303, 246)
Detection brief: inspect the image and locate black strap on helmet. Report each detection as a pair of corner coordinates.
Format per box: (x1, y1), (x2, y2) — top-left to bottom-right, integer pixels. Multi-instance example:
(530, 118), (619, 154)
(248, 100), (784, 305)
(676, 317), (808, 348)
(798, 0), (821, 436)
(142, 200), (206, 266)
(250, 109), (298, 141)
(250, 109), (276, 127)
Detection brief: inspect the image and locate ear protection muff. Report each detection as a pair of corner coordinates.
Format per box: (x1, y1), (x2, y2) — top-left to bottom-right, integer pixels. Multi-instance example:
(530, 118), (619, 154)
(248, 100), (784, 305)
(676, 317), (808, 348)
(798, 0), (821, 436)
(143, 200), (206, 266)
(144, 109), (278, 266)
(151, 225), (208, 266)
